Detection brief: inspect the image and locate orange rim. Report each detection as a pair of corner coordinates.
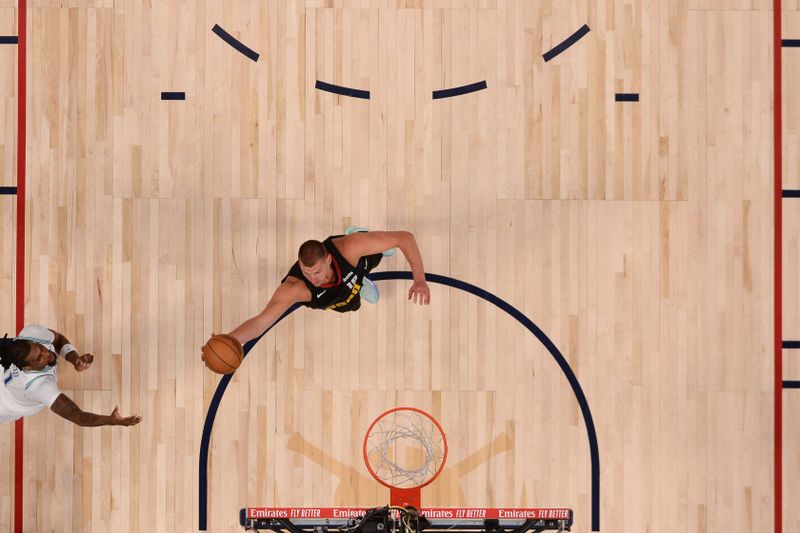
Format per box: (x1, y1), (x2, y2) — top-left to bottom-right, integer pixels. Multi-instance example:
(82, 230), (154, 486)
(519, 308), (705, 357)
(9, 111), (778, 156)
(362, 406), (448, 490)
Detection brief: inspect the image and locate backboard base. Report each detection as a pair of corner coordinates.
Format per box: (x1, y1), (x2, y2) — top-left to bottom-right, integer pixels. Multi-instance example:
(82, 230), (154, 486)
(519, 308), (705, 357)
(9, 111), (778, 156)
(240, 507), (573, 533)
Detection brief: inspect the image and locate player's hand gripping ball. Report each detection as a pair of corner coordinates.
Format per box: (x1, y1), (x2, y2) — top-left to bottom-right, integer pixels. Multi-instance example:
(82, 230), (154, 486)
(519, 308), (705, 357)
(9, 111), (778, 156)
(202, 334), (244, 374)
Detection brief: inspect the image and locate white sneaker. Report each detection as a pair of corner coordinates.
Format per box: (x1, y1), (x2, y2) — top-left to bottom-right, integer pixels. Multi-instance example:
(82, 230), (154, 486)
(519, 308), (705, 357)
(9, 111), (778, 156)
(359, 277), (380, 304)
(344, 226), (395, 257)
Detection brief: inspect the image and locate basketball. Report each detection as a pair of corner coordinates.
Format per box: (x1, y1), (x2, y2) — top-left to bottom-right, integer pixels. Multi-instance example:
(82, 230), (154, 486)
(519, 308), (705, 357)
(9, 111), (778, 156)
(202, 334), (244, 374)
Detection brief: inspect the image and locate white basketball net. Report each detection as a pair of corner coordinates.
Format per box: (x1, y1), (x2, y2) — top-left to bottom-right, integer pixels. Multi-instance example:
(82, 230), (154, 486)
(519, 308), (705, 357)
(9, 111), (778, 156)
(365, 410), (446, 488)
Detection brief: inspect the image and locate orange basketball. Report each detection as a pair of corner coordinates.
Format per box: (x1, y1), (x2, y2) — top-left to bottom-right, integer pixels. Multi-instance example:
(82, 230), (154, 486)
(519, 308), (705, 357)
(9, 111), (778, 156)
(202, 334), (244, 374)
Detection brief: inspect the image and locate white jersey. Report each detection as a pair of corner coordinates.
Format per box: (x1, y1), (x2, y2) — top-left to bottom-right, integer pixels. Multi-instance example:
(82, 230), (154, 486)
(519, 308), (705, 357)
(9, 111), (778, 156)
(0, 325), (61, 423)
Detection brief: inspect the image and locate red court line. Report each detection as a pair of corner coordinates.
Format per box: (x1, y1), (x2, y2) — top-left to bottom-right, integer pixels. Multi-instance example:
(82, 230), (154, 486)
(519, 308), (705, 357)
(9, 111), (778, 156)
(0, 4), (787, 533)
(773, 0), (782, 532)
(14, 1), (26, 532)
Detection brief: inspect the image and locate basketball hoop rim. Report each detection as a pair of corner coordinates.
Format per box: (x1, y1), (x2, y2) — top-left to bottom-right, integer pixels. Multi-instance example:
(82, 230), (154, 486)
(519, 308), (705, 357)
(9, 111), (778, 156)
(362, 406), (449, 491)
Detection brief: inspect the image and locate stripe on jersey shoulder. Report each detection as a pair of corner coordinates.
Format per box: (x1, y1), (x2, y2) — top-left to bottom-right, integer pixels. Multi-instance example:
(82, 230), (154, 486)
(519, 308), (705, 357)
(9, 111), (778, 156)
(24, 374), (53, 390)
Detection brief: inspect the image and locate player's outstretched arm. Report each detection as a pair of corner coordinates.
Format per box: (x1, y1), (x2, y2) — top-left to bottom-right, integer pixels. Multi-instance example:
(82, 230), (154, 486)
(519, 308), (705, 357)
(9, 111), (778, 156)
(50, 394), (142, 427)
(341, 230), (431, 305)
(226, 280), (311, 346)
(48, 329), (93, 372)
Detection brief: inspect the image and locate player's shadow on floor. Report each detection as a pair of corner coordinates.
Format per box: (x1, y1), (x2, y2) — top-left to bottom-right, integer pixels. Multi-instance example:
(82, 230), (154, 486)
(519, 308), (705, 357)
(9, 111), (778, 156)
(285, 422), (515, 506)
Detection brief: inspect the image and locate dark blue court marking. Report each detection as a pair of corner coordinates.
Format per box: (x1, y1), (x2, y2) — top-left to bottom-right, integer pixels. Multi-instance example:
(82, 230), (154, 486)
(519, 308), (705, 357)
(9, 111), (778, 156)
(315, 80), (370, 100)
(0, 36), (18, 44)
(782, 190), (800, 198)
(615, 93), (639, 102)
(543, 24), (590, 62)
(198, 303), (301, 531)
(784, 341), (800, 349)
(783, 381), (800, 389)
(161, 92), (185, 100)
(0, 186), (17, 195)
(199, 272), (601, 531)
(212, 24), (260, 62)
(783, 40), (800, 47)
(432, 81), (487, 100)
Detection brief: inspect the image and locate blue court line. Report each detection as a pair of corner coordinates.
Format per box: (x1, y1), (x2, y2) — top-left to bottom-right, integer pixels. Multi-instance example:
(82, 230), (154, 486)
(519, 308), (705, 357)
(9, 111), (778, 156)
(543, 24), (591, 62)
(615, 93), (639, 102)
(198, 303), (301, 530)
(0, 187), (17, 195)
(161, 92), (185, 100)
(782, 190), (800, 198)
(0, 36), (18, 44)
(783, 381), (800, 388)
(198, 272), (600, 531)
(783, 341), (800, 349)
(212, 24), (260, 62)
(315, 80), (370, 100)
(783, 39), (800, 47)
(432, 81), (487, 100)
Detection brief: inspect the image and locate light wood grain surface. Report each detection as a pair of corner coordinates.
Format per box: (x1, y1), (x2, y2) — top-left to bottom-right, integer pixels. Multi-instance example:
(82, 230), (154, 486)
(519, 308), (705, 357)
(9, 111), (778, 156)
(0, 1), (789, 532)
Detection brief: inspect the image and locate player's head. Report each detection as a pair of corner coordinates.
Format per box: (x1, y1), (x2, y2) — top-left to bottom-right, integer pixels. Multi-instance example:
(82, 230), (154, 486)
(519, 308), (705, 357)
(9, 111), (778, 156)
(0, 335), (55, 371)
(298, 240), (333, 287)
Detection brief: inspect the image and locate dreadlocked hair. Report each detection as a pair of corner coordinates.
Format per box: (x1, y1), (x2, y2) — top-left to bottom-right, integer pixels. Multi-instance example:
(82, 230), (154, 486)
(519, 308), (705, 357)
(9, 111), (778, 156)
(0, 334), (33, 370)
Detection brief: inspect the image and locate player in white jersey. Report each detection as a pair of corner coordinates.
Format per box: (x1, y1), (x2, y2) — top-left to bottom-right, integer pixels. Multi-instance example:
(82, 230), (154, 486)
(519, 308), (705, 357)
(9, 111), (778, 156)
(0, 324), (141, 427)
